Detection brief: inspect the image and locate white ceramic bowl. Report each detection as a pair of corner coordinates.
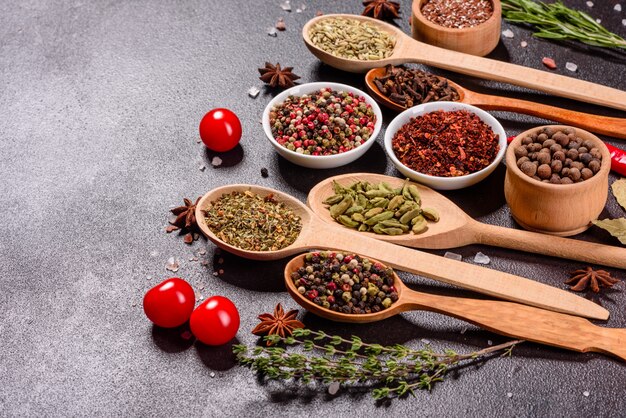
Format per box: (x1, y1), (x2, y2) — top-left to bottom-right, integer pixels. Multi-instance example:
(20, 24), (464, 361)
(262, 82), (383, 169)
(384, 102), (507, 190)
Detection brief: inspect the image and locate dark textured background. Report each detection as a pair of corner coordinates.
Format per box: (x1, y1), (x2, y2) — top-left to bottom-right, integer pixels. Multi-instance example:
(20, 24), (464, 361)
(1, 0), (625, 416)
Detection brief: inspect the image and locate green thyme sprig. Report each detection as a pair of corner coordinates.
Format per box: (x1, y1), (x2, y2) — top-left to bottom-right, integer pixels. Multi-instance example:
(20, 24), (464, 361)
(233, 328), (521, 400)
(501, 0), (626, 49)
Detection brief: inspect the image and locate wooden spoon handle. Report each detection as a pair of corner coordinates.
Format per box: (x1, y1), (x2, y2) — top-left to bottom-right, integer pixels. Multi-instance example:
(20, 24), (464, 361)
(475, 222), (626, 269)
(466, 91), (626, 140)
(399, 41), (626, 112)
(402, 289), (626, 361)
(303, 222), (609, 319)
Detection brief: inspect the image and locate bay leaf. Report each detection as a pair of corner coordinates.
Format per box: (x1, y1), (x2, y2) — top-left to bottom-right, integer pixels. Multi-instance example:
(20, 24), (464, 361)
(592, 218), (626, 245)
(611, 178), (626, 212)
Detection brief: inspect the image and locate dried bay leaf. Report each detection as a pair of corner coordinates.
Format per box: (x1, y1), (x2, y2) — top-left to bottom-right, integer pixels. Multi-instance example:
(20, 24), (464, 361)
(593, 218), (626, 245)
(611, 178), (626, 212)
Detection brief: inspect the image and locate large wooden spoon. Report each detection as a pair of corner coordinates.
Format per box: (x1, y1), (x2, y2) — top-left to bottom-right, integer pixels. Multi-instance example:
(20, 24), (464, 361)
(365, 67), (626, 140)
(285, 254), (626, 361)
(307, 173), (626, 270)
(195, 184), (608, 320)
(302, 14), (626, 112)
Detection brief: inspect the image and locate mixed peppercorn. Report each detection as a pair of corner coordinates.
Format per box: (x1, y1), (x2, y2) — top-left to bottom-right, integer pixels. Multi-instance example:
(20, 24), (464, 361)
(269, 88), (377, 155)
(291, 252), (398, 314)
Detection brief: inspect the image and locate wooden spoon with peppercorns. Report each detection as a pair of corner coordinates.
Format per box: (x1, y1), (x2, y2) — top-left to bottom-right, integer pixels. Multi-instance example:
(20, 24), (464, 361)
(364, 67), (626, 140)
(196, 183), (608, 320)
(302, 14), (626, 112)
(308, 173), (626, 271)
(284, 254), (626, 361)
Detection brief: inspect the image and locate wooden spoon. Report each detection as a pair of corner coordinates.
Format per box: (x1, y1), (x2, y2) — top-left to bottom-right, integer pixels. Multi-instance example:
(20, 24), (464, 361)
(302, 14), (626, 112)
(307, 173), (626, 270)
(195, 184), (608, 320)
(285, 254), (626, 361)
(365, 67), (626, 140)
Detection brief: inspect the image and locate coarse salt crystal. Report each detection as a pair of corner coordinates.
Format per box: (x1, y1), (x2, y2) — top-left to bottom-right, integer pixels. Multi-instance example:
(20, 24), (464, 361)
(166, 257), (180, 272)
(444, 251), (462, 261)
(565, 62), (578, 72)
(623, 18), (626, 26)
(210, 372), (216, 378)
(328, 382), (340, 395)
(586, 1), (593, 7)
(596, 19), (601, 23)
(583, 390), (590, 397)
(199, 164), (206, 171)
(460, 327), (467, 334)
(487, 340), (493, 346)
(421, 338), (431, 344)
(520, 41), (528, 48)
(615, 4), (622, 12)
(248, 86), (260, 98)
(502, 29), (515, 38)
(199, 249), (207, 255)
(507, 392), (513, 398)
(474, 252), (490, 265)
(280, 1), (291, 11)
(211, 156), (222, 167)
(267, 27), (278, 37)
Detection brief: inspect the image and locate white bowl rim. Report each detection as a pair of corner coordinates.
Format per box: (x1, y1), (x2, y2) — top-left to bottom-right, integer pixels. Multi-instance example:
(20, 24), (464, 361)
(383, 101), (507, 183)
(262, 82), (384, 161)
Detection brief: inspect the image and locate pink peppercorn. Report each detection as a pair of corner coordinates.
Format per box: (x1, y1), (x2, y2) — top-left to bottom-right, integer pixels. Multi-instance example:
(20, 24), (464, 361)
(306, 289), (318, 300)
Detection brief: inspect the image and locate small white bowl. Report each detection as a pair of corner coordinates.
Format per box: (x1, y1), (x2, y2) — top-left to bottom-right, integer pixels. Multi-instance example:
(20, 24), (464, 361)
(262, 82), (383, 169)
(384, 102), (507, 190)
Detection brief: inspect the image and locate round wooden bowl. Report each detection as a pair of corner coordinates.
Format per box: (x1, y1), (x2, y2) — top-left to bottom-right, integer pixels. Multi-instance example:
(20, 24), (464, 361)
(411, 0), (501, 57)
(504, 125), (611, 237)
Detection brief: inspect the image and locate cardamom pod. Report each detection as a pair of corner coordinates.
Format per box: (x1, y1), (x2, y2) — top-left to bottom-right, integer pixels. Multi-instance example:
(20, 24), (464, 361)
(399, 208), (421, 225)
(382, 227), (405, 236)
(386, 195), (404, 211)
(408, 185), (421, 204)
(364, 211), (394, 226)
(380, 219), (409, 231)
(422, 208), (440, 222)
(323, 194), (344, 205)
(358, 223), (370, 232)
(345, 205), (364, 216)
(364, 207), (384, 218)
(412, 216), (428, 234)
(338, 215), (360, 228)
(351, 213), (365, 223)
(329, 195), (353, 219)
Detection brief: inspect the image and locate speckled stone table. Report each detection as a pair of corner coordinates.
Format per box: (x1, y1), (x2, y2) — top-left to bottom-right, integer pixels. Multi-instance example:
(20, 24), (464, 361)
(1, 0), (625, 416)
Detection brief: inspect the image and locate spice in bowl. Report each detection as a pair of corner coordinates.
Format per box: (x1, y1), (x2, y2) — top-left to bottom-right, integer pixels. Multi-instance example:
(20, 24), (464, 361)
(290, 251), (398, 314)
(269, 87), (377, 155)
(373, 65), (460, 108)
(203, 191), (302, 251)
(323, 179), (439, 235)
(391, 109), (500, 177)
(421, 0), (494, 29)
(514, 127), (603, 184)
(308, 17), (395, 60)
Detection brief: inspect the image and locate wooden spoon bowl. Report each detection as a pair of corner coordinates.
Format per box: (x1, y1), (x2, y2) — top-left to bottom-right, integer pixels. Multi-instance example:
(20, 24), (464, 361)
(284, 253), (626, 361)
(364, 66), (626, 139)
(302, 13), (626, 111)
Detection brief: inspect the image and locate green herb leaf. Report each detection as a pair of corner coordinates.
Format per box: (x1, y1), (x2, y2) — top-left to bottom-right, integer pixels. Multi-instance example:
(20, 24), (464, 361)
(593, 218), (626, 245)
(611, 179), (626, 212)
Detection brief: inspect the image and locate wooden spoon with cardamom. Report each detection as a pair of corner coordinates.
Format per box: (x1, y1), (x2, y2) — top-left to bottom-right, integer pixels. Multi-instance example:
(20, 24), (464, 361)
(364, 67), (626, 139)
(302, 14), (626, 112)
(307, 173), (626, 270)
(195, 183), (608, 320)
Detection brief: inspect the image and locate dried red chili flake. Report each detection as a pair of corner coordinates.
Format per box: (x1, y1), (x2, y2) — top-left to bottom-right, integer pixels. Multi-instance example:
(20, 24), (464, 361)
(542, 57), (557, 69)
(391, 110), (499, 177)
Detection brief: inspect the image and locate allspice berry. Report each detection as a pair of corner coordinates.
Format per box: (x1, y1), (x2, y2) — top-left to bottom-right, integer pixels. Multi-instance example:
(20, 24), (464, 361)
(537, 164), (552, 179)
(520, 161), (537, 177)
(514, 146), (528, 159)
(561, 177), (574, 184)
(588, 159), (601, 173)
(549, 174), (562, 184)
(568, 167), (581, 181)
(581, 168), (593, 180)
(550, 159), (563, 173)
(537, 152), (551, 165)
(553, 150), (566, 161)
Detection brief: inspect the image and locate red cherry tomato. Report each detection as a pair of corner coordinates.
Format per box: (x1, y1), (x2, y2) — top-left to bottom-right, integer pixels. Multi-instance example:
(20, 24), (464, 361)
(143, 278), (195, 328)
(190, 296), (240, 346)
(199, 108), (242, 152)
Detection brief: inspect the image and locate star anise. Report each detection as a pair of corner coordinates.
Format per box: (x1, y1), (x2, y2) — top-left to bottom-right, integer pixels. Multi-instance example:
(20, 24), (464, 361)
(252, 303), (304, 346)
(362, 0), (400, 20)
(168, 197), (201, 244)
(565, 267), (621, 293)
(258, 63), (300, 89)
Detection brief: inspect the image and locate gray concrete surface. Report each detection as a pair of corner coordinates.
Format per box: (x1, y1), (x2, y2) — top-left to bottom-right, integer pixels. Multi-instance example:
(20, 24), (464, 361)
(1, 0), (625, 416)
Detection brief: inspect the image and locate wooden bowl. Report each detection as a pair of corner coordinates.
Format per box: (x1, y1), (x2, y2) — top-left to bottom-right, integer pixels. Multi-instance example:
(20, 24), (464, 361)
(504, 126), (611, 237)
(411, 0), (501, 57)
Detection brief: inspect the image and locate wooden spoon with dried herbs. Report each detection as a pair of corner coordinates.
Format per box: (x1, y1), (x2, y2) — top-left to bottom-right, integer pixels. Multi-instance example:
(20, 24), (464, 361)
(284, 253), (626, 361)
(194, 183), (607, 320)
(302, 14), (626, 112)
(365, 65), (626, 140)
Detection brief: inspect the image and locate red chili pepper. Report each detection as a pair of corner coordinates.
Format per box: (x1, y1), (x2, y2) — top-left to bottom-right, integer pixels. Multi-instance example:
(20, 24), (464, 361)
(507, 136), (626, 176)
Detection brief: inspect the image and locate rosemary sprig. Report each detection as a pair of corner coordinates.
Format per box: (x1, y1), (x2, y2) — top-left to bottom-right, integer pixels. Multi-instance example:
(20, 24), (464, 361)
(233, 328), (522, 400)
(501, 0), (626, 49)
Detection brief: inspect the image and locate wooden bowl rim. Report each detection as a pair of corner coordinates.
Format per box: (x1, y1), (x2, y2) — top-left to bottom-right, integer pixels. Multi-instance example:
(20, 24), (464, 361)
(412, 0), (502, 35)
(505, 125), (611, 191)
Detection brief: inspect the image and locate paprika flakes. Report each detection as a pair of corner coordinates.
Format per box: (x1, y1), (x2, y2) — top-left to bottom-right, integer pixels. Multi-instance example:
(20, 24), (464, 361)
(391, 110), (500, 177)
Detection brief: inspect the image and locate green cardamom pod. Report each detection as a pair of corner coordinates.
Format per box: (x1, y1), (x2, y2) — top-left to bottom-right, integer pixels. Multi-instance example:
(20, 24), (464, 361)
(372, 198), (389, 208)
(356, 193), (368, 208)
(380, 219), (409, 231)
(329, 195), (353, 219)
(338, 215), (360, 228)
(364, 207), (384, 218)
(358, 223), (370, 232)
(422, 207), (440, 222)
(386, 195), (404, 211)
(381, 227), (405, 236)
(372, 223), (386, 234)
(408, 185), (421, 204)
(365, 189), (390, 198)
(351, 213), (365, 223)
(364, 211), (395, 226)
(412, 216), (428, 234)
(344, 205), (364, 216)
(400, 208), (421, 225)
(323, 194), (344, 205)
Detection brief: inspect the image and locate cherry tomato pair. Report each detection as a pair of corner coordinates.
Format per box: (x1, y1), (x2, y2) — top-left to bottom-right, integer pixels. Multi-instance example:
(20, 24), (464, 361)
(143, 278), (239, 346)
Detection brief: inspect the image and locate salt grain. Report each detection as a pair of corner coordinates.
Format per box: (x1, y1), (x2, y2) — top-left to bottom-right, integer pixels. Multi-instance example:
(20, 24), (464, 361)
(615, 4), (622, 12)
(210, 372), (216, 378)
(474, 252), (490, 265)
(267, 27), (278, 37)
(444, 251), (462, 261)
(328, 382), (340, 395)
(150, 251), (159, 257)
(276, 18), (286, 31)
(623, 18), (626, 26)
(583, 390), (590, 397)
(507, 392), (513, 398)
(211, 156), (222, 167)
(213, 271), (218, 276)
(199, 249), (207, 255)
(586, 1), (593, 7)
(565, 62), (578, 72)
(199, 164), (206, 171)
(248, 86), (260, 98)
(421, 338), (431, 344)
(520, 41), (528, 48)
(280, 0), (291, 11)
(487, 340), (493, 346)
(502, 29), (515, 38)
(166, 257), (180, 272)
(596, 19), (601, 23)
(460, 327), (467, 334)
